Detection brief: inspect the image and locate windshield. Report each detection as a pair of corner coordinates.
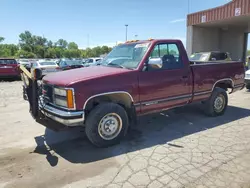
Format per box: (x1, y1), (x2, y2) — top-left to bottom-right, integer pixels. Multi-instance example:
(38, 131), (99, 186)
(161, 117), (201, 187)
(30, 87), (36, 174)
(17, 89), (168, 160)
(39, 61), (57, 66)
(101, 42), (150, 69)
(190, 53), (210, 61)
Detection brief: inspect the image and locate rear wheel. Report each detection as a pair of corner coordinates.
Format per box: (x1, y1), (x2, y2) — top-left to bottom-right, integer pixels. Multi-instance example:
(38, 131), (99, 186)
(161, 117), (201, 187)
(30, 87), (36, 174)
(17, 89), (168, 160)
(85, 103), (129, 147)
(204, 87), (228, 116)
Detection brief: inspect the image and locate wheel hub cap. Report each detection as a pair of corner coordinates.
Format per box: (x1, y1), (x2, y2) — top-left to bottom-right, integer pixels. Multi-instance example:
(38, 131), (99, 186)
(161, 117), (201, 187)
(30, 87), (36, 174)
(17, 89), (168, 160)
(98, 113), (122, 140)
(214, 95), (225, 112)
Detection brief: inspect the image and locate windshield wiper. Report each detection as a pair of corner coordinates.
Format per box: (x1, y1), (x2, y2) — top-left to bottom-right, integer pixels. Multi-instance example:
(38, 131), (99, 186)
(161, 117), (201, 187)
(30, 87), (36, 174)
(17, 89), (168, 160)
(107, 62), (126, 69)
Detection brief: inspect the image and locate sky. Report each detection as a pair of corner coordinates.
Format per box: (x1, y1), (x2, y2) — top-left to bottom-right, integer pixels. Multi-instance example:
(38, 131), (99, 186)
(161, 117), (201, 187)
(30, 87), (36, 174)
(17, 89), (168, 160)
(0, 0), (246, 49)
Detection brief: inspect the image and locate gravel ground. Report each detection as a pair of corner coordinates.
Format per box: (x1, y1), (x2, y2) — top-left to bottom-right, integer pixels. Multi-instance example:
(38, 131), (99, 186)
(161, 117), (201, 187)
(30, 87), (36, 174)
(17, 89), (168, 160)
(0, 81), (250, 188)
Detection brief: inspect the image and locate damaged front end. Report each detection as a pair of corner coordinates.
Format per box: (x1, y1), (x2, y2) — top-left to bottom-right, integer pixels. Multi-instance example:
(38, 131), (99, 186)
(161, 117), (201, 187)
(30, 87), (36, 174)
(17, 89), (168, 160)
(20, 65), (68, 131)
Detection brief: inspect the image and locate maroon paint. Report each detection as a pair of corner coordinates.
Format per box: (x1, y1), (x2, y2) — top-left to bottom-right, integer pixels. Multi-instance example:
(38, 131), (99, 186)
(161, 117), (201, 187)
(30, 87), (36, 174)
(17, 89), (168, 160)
(42, 39), (245, 115)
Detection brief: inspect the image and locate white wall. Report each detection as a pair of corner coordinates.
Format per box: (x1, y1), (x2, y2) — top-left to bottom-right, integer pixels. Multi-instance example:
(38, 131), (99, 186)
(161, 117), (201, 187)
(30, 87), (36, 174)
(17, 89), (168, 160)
(192, 26), (220, 53)
(186, 25), (247, 61)
(220, 28), (245, 60)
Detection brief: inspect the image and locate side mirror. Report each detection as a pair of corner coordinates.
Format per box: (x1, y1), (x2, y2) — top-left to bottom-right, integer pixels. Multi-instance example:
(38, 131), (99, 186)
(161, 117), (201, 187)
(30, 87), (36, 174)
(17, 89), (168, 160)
(148, 58), (163, 69)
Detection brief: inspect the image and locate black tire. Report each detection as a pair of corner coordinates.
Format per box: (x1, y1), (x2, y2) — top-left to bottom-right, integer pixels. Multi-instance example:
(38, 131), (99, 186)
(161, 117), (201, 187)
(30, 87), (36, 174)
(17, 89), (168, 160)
(246, 84), (250, 90)
(85, 103), (129, 147)
(204, 87), (228, 117)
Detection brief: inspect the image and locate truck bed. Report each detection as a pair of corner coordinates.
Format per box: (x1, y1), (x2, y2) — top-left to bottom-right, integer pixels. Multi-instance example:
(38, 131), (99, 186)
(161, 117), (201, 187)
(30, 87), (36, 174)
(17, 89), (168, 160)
(190, 61), (245, 102)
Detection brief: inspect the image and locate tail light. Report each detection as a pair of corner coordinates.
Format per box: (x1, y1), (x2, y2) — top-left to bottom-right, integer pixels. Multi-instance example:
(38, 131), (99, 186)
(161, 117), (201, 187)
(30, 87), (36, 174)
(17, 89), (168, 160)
(56, 67), (61, 70)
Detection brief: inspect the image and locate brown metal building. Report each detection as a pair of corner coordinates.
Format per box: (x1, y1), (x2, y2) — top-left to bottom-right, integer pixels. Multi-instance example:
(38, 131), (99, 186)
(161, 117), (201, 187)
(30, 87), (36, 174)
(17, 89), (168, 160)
(186, 0), (250, 60)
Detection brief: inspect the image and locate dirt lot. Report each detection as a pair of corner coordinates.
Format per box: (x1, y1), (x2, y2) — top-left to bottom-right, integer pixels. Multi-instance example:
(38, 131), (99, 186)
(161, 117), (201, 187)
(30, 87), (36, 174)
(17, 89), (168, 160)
(0, 81), (250, 188)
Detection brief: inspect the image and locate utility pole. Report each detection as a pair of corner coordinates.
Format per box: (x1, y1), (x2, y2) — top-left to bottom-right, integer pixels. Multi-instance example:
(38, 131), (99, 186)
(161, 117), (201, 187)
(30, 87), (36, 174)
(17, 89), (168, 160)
(125, 24), (128, 41)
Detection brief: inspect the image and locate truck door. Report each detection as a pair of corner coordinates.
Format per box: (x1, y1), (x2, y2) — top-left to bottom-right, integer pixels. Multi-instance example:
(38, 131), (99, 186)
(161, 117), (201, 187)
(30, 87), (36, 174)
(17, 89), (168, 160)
(138, 42), (192, 114)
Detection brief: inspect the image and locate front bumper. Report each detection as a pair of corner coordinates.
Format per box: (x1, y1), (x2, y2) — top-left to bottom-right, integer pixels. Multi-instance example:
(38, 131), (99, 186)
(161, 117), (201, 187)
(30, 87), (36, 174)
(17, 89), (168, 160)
(39, 103), (84, 127)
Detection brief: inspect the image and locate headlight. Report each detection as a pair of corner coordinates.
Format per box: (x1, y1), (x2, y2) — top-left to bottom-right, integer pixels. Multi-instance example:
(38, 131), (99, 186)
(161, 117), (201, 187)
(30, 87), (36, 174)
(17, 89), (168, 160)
(55, 97), (68, 107)
(54, 88), (67, 96)
(54, 88), (75, 109)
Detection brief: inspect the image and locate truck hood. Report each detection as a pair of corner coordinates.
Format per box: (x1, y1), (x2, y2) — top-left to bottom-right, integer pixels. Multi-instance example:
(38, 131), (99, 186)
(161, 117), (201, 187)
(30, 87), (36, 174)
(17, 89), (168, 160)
(42, 66), (131, 86)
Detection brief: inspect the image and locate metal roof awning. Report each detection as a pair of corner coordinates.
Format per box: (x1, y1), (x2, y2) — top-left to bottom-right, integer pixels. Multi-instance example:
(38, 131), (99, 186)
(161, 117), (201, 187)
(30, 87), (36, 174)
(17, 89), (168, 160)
(187, 0), (250, 27)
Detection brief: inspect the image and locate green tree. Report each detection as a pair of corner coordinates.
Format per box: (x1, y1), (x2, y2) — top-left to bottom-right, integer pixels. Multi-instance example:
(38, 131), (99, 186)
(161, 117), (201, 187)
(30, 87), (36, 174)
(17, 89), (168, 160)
(47, 40), (53, 48)
(101, 46), (109, 54)
(54, 47), (64, 58)
(34, 45), (45, 58)
(16, 50), (36, 58)
(0, 44), (19, 57)
(19, 31), (34, 50)
(68, 42), (78, 50)
(0, 37), (4, 43)
(56, 39), (68, 48)
(45, 48), (56, 58)
(34, 36), (47, 46)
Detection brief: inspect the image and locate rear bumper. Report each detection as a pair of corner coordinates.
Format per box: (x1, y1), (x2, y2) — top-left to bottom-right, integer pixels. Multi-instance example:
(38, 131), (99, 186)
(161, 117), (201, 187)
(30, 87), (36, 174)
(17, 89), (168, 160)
(39, 103), (84, 127)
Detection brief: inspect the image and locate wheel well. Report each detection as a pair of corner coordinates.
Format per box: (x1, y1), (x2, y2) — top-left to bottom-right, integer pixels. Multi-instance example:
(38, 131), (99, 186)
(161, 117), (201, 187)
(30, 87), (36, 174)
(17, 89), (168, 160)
(214, 80), (233, 91)
(84, 93), (136, 124)
(85, 93), (133, 111)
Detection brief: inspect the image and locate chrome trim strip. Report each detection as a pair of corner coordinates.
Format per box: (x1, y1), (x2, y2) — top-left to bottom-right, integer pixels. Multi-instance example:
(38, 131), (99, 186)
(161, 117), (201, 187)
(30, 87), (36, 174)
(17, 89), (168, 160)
(42, 104), (83, 118)
(39, 103), (84, 126)
(83, 91), (134, 109)
(141, 93), (192, 106)
(193, 90), (211, 96)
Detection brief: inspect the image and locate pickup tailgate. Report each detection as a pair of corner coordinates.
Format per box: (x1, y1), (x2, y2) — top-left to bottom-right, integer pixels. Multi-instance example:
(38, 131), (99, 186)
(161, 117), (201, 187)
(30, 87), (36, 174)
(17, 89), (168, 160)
(190, 61), (245, 102)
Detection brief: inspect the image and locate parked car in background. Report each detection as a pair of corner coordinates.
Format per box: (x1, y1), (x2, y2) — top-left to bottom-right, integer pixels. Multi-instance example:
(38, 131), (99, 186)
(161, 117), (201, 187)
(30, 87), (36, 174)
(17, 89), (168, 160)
(31, 60), (60, 76)
(58, 60), (84, 70)
(18, 59), (31, 68)
(85, 57), (102, 65)
(190, 51), (232, 62)
(84, 58), (103, 67)
(0, 58), (20, 79)
(245, 69), (250, 89)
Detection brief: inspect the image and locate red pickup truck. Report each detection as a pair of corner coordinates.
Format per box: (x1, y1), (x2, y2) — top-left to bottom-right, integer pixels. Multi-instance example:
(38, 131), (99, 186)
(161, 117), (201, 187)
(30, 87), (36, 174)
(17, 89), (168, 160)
(28, 39), (245, 147)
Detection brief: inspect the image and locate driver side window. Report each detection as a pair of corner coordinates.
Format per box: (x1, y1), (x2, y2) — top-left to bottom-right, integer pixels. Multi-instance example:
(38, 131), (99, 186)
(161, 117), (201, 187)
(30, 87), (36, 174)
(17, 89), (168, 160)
(148, 43), (182, 70)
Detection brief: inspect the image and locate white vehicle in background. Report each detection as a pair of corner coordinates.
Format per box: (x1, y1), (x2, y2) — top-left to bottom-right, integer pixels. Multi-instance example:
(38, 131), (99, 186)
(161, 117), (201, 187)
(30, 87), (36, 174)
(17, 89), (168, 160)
(18, 59), (31, 68)
(31, 60), (60, 76)
(245, 69), (250, 90)
(84, 57), (103, 66)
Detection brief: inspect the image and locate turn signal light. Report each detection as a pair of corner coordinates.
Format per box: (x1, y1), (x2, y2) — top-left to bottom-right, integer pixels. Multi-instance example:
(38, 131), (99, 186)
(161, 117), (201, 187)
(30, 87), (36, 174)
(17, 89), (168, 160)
(67, 89), (74, 109)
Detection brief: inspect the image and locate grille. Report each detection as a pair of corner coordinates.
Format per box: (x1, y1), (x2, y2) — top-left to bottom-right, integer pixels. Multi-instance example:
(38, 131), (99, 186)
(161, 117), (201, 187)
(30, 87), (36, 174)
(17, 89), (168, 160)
(42, 84), (53, 104)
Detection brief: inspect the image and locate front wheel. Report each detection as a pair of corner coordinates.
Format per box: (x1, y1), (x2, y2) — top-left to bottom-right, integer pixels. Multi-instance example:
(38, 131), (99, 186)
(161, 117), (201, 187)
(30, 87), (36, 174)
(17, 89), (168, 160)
(85, 103), (129, 147)
(204, 87), (228, 117)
